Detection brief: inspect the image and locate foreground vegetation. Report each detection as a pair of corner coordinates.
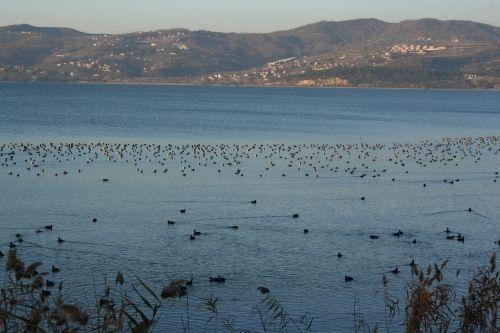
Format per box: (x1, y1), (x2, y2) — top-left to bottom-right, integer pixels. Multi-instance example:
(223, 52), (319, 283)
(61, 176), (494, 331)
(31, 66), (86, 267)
(0, 250), (498, 332)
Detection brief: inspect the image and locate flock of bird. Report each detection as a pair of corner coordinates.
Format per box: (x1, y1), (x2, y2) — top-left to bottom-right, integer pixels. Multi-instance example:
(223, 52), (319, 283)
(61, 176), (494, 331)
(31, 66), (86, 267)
(0, 136), (499, 295)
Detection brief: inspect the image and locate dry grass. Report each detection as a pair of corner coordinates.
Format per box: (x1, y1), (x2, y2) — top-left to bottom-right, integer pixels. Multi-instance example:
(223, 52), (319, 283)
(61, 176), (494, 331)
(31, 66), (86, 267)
(458, 253), (499, 332)
(1, 250), (498, 332)
(377, 253), (499, 333)
(0, 249), (161, 333)
(404, 260), (455, 332)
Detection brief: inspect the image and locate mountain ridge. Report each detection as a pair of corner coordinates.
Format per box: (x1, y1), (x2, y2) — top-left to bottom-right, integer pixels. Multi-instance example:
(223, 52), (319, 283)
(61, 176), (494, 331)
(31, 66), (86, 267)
(1, 18), (499, 88)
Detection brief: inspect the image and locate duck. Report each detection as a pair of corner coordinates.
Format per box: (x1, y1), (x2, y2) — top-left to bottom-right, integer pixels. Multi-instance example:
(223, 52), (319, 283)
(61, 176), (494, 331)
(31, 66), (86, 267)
(337, 252), (343, 258)
(92, 218), (98, 223)
(193, 229), (202, 236)
(257, 286), (270, 294)
(46, 280), (55, 288)
(189, 235), (196, 240)
(51, 265), (60, 273)
(180, 209), (186, 214)
(412, 239), (417, 244)
(293, 213), (299, 218)
(57, 237), (64, 243)
(445, 228), (451, 233)
(44, 225), (53, 230)
(370, 235), (379, 240)
(230, 225), (239, 230)
(344, 276), (354, 282)
(410, 259), (416, 267)
(457, 234), (465, 242)
(303, 229), (309, 234)
(391, 267), (400, 274)
(167, 220), (175, 225)
(251, 200), (257, 204)
(393, 230), (403, 237)
(8, 242), (16, 248)
(210, 275), (226, 283)
(446, 235), (456, 240)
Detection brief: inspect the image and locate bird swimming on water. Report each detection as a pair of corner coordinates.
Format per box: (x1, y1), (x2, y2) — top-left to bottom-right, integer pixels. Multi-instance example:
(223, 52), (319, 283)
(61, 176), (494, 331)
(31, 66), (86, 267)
(393, 230), (403, 237)
(210, 275), (226, 283)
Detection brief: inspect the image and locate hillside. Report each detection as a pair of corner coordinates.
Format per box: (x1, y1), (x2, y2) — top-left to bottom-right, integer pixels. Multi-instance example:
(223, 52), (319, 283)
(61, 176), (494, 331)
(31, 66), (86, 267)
(0, 19), (499, 88)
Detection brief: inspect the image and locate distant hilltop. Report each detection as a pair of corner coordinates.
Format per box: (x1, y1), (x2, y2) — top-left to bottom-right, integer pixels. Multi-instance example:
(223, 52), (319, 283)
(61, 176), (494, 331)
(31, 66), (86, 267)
(1, 19), (500, 89)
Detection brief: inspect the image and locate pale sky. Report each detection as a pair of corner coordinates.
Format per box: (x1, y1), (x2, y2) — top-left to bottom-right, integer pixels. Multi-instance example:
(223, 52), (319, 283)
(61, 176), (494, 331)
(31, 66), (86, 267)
(1, 0), (499, 34)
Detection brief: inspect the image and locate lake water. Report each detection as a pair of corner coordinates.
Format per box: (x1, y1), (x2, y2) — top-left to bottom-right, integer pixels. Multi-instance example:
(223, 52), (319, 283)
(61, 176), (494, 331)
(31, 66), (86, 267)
(0, 83), (499, 332)
(1, 83), (500, 143)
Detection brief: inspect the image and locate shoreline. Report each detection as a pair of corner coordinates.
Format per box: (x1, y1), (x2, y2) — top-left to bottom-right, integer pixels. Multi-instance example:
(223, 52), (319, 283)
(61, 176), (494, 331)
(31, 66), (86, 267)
(1, 80), (500, 92)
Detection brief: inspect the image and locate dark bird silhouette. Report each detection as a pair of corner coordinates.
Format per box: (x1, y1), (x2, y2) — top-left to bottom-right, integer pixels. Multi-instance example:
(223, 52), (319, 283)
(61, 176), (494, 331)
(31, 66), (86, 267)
(210, 275), (226, 283)
(258, 286), (270, 294)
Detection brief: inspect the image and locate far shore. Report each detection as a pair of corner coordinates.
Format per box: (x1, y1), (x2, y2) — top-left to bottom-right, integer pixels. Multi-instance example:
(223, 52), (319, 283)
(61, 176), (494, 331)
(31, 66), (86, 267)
(1, 80), (499, 92)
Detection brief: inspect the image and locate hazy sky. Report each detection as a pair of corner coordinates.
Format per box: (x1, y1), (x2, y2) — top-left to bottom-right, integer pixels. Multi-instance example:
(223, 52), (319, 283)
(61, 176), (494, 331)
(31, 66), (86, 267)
(1, 0), (499, 33)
